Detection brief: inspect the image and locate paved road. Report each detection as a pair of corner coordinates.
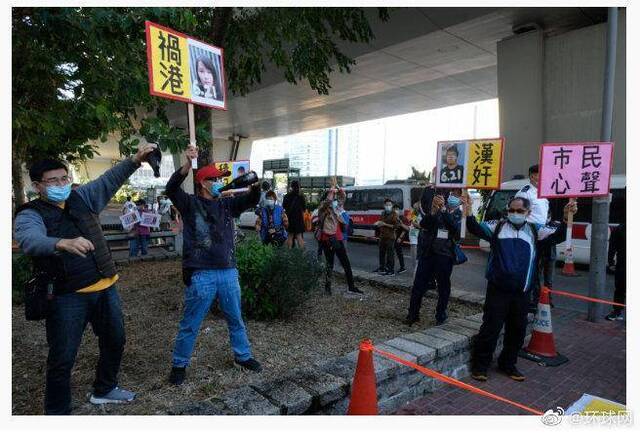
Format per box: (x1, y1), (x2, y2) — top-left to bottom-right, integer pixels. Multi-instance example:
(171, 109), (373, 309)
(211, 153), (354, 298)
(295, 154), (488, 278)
(284, 233), (616, 315)
(100, 205), (617, 315)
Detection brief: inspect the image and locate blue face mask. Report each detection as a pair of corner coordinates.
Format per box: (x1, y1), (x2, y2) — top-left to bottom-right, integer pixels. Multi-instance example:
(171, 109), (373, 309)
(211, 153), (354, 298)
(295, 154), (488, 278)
(332, 200), (338, 209)
(447, 195), (461, 208)
(45, 184), (72, 202)
(265, 199), (275, 209)
(209, 181), (224, 197)
(508, 213), (527, 226)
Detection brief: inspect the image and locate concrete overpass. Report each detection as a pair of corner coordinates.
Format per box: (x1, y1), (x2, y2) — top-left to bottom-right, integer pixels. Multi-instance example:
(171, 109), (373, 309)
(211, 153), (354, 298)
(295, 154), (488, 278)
(85, 7), (625, 183)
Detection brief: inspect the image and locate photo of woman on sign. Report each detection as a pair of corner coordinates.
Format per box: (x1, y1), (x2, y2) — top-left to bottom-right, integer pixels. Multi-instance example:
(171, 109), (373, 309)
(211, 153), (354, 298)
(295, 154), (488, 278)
(439, 143), (465, 185)
(192, 55), (223, 101)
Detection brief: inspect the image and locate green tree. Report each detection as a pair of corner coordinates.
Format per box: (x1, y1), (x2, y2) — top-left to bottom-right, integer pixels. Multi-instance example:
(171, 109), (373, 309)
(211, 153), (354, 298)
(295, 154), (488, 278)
(12, 7), (389, 207)
(408, 166), (429, 182)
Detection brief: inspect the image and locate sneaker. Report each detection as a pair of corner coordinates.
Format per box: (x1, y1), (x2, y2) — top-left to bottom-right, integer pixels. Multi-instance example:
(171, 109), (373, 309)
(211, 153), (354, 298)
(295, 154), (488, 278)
(348, 287), (364, 294)
(89, 387), (136, 405)
(435, 318), (447, 326)
(169, 366), (186, 385)
(372, 267), (384, 274)
(234, 358), (263, 373)
(605, 311), (624, 321)
(498, 365), (525, 382)
(383, 270), (395, 276)
(396, 267), (407, 274)
(471, 370), (488, 382)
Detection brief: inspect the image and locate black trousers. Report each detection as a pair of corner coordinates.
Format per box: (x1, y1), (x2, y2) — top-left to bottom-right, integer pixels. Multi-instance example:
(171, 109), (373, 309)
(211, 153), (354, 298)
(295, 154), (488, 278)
(45, 286), (125, 414)
(407, 253), (454, 323)
(394, 239), (405, 269)
(613, 266), (626, 314)
(322, 239), (356, 291)
(378, 238), (395, 271)
(472, 283), (529, 372)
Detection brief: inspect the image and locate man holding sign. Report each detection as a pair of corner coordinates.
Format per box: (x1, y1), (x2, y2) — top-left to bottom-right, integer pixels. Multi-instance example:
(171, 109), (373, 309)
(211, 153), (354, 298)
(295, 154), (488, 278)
(165, 145), (262, 385)
(463, 191), (577, 382)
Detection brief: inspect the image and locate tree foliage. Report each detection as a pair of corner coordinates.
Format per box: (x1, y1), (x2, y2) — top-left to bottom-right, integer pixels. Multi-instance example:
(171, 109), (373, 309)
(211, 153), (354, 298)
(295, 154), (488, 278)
(12, 7), (389, 205)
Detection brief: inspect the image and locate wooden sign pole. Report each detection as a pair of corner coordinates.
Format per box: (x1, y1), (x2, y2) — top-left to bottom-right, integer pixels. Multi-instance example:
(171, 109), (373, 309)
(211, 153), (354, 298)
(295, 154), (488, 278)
(562, 197), (579, 276)
(188, 103), (198, 169)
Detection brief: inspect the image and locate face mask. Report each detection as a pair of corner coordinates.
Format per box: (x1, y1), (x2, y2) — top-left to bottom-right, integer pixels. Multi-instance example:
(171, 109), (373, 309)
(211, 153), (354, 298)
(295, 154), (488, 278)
(332, 200), (339, 209)
(265, 199), (275, 209)
(384, 205), (392, 212)
(45, 184), (72, 202)
(507, 213), (527, 226)
(209, 181), (224, 197)
(447, 195), (461, 208)
(394, 209), (400, 215)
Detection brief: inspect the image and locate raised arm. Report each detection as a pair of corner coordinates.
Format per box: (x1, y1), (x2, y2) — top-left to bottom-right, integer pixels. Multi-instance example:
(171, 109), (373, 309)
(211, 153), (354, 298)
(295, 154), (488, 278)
(165, 145), (198, 215)
(75, 144), (156, 214)
(230, 184), (261, 218)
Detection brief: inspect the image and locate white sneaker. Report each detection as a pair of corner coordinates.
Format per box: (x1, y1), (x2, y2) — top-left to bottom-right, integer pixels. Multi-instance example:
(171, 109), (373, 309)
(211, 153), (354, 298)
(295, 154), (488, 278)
(89, 387), (136, 405)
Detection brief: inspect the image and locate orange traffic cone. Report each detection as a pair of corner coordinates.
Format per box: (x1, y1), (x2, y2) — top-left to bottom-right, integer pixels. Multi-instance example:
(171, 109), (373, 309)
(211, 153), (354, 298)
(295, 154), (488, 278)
(347, 339), (378, 415)
(561, 247), (579, 276)
(519, 287), (568, 367)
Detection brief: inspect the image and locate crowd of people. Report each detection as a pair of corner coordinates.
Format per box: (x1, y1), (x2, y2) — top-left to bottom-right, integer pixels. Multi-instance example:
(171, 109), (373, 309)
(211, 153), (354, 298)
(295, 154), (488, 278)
(13, 144), (624, 414)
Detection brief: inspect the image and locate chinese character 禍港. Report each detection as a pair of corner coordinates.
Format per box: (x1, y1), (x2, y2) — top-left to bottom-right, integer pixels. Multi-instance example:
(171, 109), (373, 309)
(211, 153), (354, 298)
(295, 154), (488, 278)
(158, 31), (182, 65)
(159, 62), (184, 95)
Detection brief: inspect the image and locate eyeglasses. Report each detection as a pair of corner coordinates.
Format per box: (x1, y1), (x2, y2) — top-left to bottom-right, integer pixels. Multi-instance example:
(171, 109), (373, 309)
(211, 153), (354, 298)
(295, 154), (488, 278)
(508, 208), (527, 214)
(39, 176), (71, 186)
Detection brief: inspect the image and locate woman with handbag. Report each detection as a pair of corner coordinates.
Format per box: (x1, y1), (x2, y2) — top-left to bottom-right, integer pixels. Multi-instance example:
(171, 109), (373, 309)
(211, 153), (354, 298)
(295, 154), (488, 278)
(316, 186), (362, 296)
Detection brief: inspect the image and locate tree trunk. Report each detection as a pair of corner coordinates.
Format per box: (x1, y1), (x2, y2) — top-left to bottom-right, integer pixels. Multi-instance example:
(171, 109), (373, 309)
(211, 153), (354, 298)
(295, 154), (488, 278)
(12, 153), (26, 211)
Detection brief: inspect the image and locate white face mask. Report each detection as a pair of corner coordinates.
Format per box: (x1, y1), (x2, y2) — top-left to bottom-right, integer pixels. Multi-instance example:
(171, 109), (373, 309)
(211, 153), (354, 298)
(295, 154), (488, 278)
(384, 205), (392, 212)
(265, 199), (275, 208)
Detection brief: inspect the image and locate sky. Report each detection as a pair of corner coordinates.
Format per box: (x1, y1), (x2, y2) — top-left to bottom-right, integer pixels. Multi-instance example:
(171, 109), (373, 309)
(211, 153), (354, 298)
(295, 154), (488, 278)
(251, 98), (499, 185)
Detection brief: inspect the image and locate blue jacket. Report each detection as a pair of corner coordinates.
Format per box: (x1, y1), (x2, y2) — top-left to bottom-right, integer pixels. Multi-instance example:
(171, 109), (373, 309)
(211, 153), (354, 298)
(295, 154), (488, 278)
(259, 205), (287, 242)
(466, 216), (567, 293)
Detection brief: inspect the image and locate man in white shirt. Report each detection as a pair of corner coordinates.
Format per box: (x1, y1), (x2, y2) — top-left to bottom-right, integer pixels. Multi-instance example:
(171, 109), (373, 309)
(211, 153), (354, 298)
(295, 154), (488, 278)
(515, 165), (548, 225)
(515, 164), (552, 312)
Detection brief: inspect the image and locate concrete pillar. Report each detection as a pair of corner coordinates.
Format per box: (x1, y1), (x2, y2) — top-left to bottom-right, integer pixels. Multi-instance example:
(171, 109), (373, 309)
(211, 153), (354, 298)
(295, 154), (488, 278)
(497, 30), (545, 181)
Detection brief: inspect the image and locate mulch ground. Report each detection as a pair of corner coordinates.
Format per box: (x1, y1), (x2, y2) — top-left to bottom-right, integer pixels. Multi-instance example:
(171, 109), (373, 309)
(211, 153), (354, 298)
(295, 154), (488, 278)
(12, 259), (480, 415)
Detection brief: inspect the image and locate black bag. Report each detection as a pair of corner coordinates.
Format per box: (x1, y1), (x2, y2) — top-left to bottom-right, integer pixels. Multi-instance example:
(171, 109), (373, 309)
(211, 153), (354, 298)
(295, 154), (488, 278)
(24, 272), (52, 321)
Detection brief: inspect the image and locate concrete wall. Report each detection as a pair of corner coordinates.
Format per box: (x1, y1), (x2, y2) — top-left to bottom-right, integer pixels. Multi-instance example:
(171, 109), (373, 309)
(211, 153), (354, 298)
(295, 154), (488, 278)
(498, 9), (626, 180)
(497, 30), (545, 181)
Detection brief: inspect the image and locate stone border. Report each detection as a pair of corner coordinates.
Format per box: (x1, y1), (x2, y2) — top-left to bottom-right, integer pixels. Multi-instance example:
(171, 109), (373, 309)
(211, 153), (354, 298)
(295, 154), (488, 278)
(114, 250), (179, 266)
(166, 311), (527, 415)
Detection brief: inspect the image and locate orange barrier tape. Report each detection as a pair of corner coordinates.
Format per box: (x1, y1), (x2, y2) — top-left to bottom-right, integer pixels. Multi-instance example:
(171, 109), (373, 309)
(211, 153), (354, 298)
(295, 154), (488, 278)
(371, 346), (544, 415)
(548, 289), (626, 307)
(460, 245), (482, 250)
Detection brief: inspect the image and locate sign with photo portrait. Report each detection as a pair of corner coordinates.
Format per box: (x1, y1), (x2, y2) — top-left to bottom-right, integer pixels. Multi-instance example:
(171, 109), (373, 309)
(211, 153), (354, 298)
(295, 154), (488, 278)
(435, 138), (504, 190)
(145, 21), (227, 110)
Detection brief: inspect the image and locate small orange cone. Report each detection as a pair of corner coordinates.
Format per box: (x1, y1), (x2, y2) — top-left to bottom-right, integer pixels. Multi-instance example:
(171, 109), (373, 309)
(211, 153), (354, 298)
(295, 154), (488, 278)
(347, 339), (378, 415)
(561, 247), (579, 276)
(519, 287), (568, 366)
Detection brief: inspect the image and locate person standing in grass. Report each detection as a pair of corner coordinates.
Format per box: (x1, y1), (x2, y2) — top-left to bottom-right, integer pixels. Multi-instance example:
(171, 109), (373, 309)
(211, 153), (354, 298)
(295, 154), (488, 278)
(165, 145), (263, 386)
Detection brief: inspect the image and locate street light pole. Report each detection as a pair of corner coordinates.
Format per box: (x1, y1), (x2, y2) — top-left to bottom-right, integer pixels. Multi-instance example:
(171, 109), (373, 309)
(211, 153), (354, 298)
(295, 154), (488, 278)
(587, 6), (618, 322)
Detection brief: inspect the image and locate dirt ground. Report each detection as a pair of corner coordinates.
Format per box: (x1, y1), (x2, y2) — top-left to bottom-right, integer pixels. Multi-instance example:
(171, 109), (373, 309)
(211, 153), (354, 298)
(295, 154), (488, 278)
(12, 259), (480, 415)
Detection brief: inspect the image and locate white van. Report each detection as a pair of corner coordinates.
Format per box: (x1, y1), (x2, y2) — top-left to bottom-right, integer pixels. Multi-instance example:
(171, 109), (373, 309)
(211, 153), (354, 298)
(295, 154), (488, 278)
(478, 175), (626, 264)
(343, 183), (481, 240)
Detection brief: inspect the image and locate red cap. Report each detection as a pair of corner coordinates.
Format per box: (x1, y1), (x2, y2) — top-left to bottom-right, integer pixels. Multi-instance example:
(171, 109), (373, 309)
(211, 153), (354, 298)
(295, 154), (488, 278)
(195, 165), (231, 185)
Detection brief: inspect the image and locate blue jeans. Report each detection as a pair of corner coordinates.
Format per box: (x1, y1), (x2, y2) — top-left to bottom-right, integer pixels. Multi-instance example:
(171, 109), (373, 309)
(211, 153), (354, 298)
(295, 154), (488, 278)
(172, 268), (252, 367)
(45, 286), (125, 415)
(129, 235), (149, 257)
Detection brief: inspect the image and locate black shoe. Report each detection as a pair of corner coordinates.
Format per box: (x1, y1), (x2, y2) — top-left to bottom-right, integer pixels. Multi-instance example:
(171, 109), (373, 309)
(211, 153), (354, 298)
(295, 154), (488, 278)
(498, 365), (525, 382)
(435, 318), (447, 326)
(383, 270), (395, 276)
(471, 370), (488, 382)
(348, 287), (364, 294)
(396, 267), (407, 274)
(403, 316), (419, 326)
(325, 283), (332, 295)
(234, 358), (263, 373)
(372, 267), (384, 273)
(169, 366), (186, 385)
